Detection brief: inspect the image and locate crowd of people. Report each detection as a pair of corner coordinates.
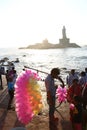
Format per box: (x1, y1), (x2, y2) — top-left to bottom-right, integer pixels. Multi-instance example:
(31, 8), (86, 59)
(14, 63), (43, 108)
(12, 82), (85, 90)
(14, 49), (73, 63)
(0, 65), (17, 110)
(66, 68), (87, 130)
(45, 68), (87, 130)
(0, 65), (87, 130)
(66, 68), (87, 89)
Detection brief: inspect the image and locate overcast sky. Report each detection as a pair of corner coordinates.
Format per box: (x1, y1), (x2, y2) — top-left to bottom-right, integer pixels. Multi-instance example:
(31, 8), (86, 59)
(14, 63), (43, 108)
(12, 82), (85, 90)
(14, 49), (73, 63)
(0, 0), (87, 48)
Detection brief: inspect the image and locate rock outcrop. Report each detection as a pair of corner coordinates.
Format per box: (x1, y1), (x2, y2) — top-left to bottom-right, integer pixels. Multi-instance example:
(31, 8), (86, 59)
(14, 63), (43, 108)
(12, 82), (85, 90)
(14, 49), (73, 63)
(19, 26), (81, 49)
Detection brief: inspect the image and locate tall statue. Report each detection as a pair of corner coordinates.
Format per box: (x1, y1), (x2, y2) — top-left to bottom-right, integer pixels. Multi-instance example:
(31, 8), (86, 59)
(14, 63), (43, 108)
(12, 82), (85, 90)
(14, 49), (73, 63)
(62, 26), (66, 39)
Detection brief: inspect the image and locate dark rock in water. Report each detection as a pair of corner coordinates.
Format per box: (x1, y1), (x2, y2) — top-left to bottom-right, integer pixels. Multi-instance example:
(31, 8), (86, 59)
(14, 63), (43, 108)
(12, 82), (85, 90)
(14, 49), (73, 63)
(0, 59), (5, 63)
(0, 57), (9, 63)
(53, 43), (80, 48)
(2, 57), (9, 61)
(61, 68), (67, 70)
(14, 58), (19, 63)
(23, 55), (26, 57)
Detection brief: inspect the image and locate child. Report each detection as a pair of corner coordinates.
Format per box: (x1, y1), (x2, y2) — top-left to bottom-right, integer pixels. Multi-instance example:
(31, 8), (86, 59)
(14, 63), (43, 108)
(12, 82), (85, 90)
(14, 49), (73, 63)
(70, 95), (82, 130)
(7, 69), (17, 110)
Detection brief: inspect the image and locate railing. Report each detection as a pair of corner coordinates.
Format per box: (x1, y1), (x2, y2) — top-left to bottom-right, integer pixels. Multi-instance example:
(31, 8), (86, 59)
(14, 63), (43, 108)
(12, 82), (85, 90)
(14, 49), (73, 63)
(24, 66), (48, 75)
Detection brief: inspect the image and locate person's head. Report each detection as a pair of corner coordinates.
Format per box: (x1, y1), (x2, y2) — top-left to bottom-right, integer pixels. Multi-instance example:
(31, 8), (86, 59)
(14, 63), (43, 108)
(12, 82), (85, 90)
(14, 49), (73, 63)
(23, 68), (25, 71)
(80, 71), (86, 77)
(6, 69), (9, 73)
(71, 69), (75, 75)
(85, 68), (87, 73)
(51, 68), (60, 78)
(13, 70), (16, 74)
(73, 95), (82, 104)
(12, 67), (15, 70)
(72, 78), (79, 85)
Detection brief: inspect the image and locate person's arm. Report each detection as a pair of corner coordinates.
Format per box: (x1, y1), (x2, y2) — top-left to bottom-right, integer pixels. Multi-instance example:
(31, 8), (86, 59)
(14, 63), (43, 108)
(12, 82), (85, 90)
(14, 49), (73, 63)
(45, 79), (53, 104)
(57, 76), (65, 88)
(66, 76), (68, 85)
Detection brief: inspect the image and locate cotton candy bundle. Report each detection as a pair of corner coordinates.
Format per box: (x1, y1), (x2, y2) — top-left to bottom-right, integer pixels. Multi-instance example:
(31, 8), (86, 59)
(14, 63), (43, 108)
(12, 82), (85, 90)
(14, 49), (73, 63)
(14, 69), (43, 125)
(70, 103), (75, 110)
(56, 85), (67, 103)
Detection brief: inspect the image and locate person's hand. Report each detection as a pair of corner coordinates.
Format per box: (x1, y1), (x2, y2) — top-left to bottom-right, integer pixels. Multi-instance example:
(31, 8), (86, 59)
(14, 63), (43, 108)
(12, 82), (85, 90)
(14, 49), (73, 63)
(60, 84), (65, 88)
(47, 92), (51, 104)
(47, 97), (50, 104)
(55, 85), (58, 89)
(57, 76), (65, 88)
(62, 84), (65, 88)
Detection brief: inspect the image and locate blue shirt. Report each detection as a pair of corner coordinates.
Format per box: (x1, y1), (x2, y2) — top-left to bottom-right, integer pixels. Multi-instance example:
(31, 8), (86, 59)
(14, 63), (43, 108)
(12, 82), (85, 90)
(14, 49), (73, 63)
(79, 76), (86, 87)
(45, 74), (56, 96)
(8, 82), (14, 90)
(66, 73), (79, 87)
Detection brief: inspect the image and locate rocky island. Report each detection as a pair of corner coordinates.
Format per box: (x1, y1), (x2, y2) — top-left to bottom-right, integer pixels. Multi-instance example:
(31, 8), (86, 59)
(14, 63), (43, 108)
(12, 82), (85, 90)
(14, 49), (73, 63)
(19, 26), (81, 49)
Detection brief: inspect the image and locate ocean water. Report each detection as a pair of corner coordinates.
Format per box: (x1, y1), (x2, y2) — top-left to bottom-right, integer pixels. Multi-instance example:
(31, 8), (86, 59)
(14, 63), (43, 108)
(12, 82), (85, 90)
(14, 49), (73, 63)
(0, 47), (87, 82)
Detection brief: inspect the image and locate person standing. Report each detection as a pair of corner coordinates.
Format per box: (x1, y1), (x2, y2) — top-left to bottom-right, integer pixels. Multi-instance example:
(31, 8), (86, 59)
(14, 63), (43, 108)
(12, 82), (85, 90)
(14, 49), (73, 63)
(45, 68), (64, 130)
(66, 69), (79, 88)
(79, 71), (86, 91)
(67, 79), (82, 130)
(0, 72), (3, 89)
(82, 83), (87, 130)
(0, 66), (5, 90)
(7, 68), (17, 110)
(67, 78), (82, 103)
(70, 96), (83, 130)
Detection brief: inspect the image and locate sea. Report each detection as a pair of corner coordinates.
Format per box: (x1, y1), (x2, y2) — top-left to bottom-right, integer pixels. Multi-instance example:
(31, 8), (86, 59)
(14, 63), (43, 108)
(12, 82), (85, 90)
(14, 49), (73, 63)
(0, 47), (87, 83)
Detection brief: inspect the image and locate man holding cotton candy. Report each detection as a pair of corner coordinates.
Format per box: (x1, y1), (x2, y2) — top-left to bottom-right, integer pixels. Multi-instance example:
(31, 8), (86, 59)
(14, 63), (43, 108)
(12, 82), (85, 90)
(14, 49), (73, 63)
(45, 68), (64, 129)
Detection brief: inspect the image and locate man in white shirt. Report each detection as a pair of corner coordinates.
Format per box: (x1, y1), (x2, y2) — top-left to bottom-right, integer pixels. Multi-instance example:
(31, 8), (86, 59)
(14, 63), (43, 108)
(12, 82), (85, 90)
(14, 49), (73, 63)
(66, 69), (79, 87)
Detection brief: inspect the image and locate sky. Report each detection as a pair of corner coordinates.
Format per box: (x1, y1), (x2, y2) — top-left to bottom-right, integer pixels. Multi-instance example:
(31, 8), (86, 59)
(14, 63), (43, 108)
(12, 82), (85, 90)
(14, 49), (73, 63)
(0, 0), (87, 48)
